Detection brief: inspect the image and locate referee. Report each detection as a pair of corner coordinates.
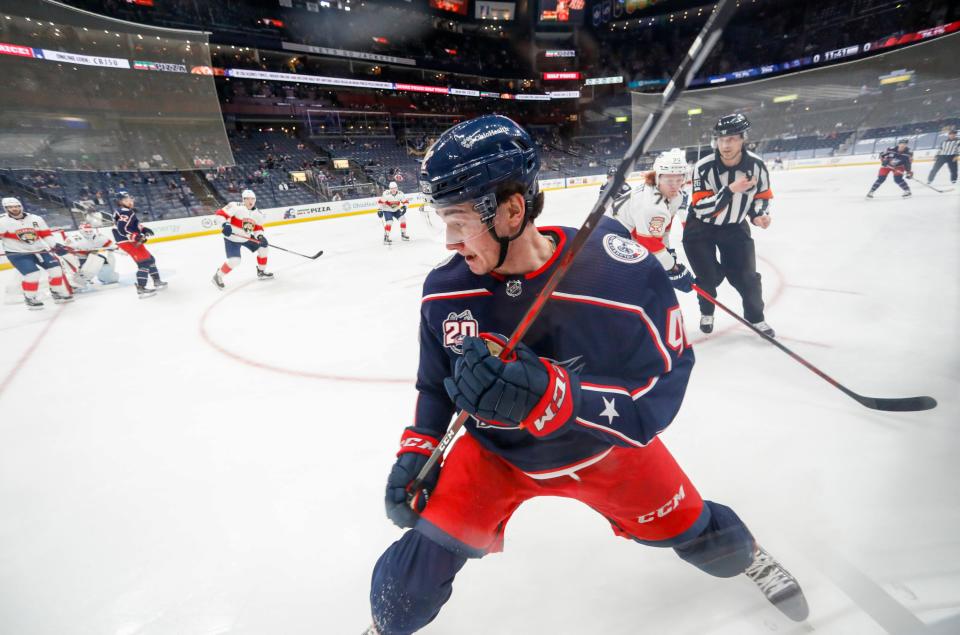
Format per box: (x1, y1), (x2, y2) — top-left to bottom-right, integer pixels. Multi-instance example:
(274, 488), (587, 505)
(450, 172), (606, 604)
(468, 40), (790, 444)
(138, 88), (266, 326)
(927, 129), (958, 185)
(683, 114), (775, 337)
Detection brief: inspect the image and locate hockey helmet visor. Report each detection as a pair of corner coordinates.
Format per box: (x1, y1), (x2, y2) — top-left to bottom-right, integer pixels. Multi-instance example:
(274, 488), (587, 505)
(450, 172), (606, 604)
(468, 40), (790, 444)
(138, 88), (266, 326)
(428, 191), (500, 246)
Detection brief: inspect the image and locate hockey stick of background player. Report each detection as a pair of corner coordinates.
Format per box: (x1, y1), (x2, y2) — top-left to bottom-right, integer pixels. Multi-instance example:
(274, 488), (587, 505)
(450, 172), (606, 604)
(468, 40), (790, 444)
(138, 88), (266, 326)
(242, 236), (323, 260)
(407, 0), (741, 505)
(691, 284), (937, 412)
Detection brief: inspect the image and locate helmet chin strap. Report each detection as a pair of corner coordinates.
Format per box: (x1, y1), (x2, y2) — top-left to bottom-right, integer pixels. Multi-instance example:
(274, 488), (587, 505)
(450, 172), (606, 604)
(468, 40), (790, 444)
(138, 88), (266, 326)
(487, 208), (532, 270)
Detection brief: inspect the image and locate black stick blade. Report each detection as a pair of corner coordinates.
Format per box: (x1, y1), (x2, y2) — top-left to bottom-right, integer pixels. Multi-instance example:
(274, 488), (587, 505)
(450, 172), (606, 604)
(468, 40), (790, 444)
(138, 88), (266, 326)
(856, 395), (938, 412)
(311, 250), (324, 259)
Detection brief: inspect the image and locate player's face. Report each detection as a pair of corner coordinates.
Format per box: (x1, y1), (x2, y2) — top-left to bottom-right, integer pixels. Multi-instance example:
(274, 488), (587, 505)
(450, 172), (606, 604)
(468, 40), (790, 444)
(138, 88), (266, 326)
(119, 195), (133, 207)
(716, 134), (744, 159)
(657, 173), (685, 199)
(438, 205), (501, 274)
(5, 204), (23, 218)
(243, 197), (256, 209)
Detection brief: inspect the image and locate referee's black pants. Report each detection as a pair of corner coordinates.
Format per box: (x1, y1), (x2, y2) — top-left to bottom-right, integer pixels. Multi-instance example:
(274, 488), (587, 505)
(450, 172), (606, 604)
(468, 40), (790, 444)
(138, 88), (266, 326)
(682, 217), (766, 323)
(927, 155), (957, 183)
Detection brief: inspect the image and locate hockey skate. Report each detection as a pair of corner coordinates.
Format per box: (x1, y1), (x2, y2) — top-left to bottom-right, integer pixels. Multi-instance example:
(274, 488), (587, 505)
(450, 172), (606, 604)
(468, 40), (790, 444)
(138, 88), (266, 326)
(699, 315), (714, 334)
(257, 269), (275, 281)
(153, 280), (169, 291)
(744, 545), (809, 622)
(50, 290), (74, 304)
(751, 320), (776, 338)
(401, 233), (410, 242)
(383, 235), (393, 245)
(212, 271), (225, 290)
(24, 296), (44, 310)
(136, 285), (157, 299)
(902, 191), (912, 198)
(865, 191), (875, 199)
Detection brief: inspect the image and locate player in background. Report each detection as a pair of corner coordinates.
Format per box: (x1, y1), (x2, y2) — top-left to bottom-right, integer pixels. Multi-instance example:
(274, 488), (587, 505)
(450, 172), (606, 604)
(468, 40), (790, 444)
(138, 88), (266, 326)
(63, 223), (118, 289)
(685, 114), (775, 337)
(927, 129), (958, 186)
(365, 115), (808, 635)
(772, 156), (785, 171)
(378, 181), (410, 245)
(211, 189), (273, 289)
(598, 165), (632, 216)
(0, 197), (73, 309)
(866, 139), (913, 198)
(614, 147), (695, 294)
(113, 190), (166, 298)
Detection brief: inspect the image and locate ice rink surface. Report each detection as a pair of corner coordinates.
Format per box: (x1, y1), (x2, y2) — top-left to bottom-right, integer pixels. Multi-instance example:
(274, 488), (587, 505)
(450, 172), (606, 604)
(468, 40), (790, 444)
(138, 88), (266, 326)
(1, 164), (958, 635)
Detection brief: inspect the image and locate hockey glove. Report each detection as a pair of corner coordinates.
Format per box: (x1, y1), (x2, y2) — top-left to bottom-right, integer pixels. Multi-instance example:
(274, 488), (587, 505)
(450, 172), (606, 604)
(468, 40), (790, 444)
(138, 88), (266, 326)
(134, 233), (148, 245)
(667, 263), (695, 293)
(221, 222), (233, 237)
(905, 171), (914, 179)
(376, 210), (384, 220)
(51, 243), (70, 256)
(385, 427), (441, 529)
(257, 234), (269, 249)
(443, 333), (581, 439)
(142, 227), (155, 237)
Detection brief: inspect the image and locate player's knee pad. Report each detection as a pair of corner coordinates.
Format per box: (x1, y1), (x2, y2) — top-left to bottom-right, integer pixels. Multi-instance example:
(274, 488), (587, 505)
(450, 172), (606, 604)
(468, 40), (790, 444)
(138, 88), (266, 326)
(371, 530), (467, 634)
(893, 175), (906, 186)
(257, 246), (269, 257)
(226, 256), (241, 270)
(672, 500), (755, 578)
(23, 270), (42, 284)
(137, 255), (155, 267)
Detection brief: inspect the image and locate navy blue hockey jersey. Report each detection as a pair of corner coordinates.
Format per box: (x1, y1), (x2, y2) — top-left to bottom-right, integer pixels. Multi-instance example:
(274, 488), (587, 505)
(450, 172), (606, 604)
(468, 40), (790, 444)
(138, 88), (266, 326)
(879, 146), (913, 171)
(414, 216), (694, 474)
(113, 206), (145, 243)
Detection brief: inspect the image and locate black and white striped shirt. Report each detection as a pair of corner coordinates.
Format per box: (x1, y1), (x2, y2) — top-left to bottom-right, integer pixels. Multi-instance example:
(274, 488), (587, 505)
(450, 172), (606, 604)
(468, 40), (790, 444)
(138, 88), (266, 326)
(937, 137), (960, 157)
(690, 150), (772, 226)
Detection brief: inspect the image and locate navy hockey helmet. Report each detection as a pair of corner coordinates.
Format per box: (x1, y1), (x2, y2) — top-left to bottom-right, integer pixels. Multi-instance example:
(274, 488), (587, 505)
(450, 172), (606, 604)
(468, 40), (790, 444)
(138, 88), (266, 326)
(897, 138), (909, 145)
(420, 114), (541, 267)
(607, 165), (618, 177)
(421, 114), (540, 213)
(114, 189), (132, 202)
(713, 113), (751, 137)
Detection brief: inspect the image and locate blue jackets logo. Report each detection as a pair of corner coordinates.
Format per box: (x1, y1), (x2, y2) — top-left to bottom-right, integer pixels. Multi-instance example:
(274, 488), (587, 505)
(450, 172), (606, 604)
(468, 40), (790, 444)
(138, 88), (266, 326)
(602, 233), (648, 263)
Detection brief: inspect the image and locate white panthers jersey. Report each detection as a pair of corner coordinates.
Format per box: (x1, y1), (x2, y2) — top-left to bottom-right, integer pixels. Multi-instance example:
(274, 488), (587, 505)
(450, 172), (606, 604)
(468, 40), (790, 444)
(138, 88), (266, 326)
(216, 202), (265, 243)
(66, 230), (113, 254)
(378, 190), (408, 212)
(617, 183), (688, 270)
(0, 212), (58, 254)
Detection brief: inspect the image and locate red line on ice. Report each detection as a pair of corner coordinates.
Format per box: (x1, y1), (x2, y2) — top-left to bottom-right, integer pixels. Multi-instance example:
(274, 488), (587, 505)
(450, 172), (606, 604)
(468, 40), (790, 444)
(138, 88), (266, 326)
(0, 307), (66, 398)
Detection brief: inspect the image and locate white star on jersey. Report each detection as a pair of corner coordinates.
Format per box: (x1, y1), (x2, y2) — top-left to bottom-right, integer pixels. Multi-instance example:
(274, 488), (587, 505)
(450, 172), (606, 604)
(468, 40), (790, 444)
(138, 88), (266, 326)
(599, 396), (619, 425)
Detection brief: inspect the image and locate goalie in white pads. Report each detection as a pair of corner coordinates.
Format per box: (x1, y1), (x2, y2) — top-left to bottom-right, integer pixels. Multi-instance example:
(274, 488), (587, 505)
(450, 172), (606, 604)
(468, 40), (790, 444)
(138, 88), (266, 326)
(615, 148), (695, 293)
(378, 181), (409, 244)
(0, 197), (73, 309)
(63, 223), (118, 289)
(212, 189), (273, 289)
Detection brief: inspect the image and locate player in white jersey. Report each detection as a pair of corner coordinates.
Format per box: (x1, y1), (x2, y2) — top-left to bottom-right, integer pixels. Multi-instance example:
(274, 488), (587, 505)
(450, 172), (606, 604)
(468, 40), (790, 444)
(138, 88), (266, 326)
(211, 189), (273, 289)
(615, 148), (695, 293)
(63, 223), (118, 289)
(0, 197), (73, 309)
(378, 181), (409, 244)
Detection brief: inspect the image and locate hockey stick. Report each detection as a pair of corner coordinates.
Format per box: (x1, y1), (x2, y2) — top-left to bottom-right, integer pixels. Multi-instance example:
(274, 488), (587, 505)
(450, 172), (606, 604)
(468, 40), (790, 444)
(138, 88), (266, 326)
(241, 237), (323, 260)
(408, 0), (740, 503)
(907, 175), (952, 194)
(691, 284), (937, 412)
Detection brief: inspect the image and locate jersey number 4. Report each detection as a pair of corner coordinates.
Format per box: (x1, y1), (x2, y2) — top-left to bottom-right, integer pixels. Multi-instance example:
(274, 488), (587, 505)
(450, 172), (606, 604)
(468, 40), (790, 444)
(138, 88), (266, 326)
(666, 307), (690, 353)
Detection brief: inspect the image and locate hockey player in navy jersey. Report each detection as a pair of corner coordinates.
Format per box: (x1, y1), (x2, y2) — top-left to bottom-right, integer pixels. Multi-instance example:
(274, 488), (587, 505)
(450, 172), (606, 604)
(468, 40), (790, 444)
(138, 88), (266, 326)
(112, 190), (166, 298)
(867, 139), (913, 198)
(365, 115), (809, 634)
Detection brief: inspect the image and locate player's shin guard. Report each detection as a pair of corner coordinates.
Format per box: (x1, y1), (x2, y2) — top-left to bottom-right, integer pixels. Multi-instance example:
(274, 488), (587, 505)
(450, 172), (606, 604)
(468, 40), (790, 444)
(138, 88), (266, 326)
(673, 501), (756, 578)
(370, 530), (467, 635)
(136, 266), (149, 288)
(21, 275), (41, 300)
